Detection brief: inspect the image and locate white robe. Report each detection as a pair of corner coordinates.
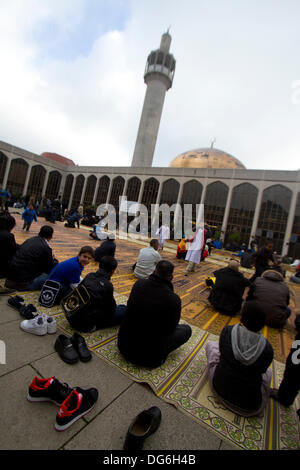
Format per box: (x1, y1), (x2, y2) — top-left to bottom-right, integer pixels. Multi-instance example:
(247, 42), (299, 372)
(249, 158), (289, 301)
(156, 225), (170, 247)
(185, 228), (204, 264)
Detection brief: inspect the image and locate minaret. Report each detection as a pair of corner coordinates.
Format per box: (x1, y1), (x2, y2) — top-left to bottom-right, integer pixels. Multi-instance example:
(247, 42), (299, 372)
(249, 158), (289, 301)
(131, 31), (176, 167)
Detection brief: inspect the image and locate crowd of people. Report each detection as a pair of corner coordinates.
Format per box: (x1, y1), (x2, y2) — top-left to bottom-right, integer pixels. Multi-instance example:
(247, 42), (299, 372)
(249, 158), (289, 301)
(0, 206), (299, 422)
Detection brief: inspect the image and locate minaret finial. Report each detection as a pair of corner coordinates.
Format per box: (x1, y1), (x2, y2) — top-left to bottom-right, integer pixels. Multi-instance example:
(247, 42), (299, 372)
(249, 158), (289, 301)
(167, 26), (171, 34)
(211, 138), (216, 149)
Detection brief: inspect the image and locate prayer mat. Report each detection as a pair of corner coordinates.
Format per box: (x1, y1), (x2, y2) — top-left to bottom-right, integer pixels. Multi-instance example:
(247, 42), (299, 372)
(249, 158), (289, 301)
(7, 290), (300, 451)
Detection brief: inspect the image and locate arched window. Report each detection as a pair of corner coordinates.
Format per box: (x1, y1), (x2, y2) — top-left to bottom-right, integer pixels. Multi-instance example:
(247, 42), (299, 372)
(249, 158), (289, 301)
(256, 184), (292, 252)
(95, 176), (110, 206)
(0, 151), (8, 187)
(83, 175), (97, 207)
(126, 177), (141, 202)
(27, 165), (46, 199)
(6, 158), (29, 196)
(62, 174), (74, 208)
(71, 175), (85, 209)
(289, 192), (300, 259)
(159, 179), (180, 206)
(45, 171), (62, 201)
(180, 180), (203, 227)
(109, 176), (125, 211)
(225, 183), (258, 246)
(204, 181), (229, 229)
(141, 178), (159, 212)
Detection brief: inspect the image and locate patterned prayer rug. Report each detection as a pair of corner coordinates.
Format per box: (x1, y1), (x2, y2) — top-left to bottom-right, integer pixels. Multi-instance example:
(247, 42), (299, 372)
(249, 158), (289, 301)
(7, 290), (300, 451)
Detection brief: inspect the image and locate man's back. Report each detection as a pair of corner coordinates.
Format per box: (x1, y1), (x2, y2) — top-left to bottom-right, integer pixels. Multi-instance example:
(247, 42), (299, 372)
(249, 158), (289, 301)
(8, 236), (53, 282)
(118, 274), (181, 364)
(94, 239), (116, 261)
(134, 246), (161, 279)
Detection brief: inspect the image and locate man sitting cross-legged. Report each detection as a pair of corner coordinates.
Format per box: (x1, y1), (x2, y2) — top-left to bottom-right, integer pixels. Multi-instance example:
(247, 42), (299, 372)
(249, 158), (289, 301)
(5, 225), (58, 291)
(133, 238), (161, 279)
(118, 260), (192, 368)
(64, 256), (126, 333)
(205, 300), (274, 417)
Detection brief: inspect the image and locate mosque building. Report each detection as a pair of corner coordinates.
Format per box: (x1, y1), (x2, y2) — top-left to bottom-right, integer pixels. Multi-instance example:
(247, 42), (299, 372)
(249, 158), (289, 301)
(0, 32), (299, 258)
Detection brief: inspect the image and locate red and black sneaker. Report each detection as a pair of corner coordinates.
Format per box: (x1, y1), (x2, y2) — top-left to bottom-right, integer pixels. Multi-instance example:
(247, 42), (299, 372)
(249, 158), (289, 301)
(55, 387), (98, 431)
(27, 376), (73, 406)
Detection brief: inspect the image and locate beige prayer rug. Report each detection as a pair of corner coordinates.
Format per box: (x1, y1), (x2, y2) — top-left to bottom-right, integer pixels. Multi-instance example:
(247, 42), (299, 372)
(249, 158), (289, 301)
(8, 290), (300, 451)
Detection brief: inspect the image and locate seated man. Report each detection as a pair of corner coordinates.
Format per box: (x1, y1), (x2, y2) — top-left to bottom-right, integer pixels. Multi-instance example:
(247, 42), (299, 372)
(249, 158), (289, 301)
(0, 213), (18, 278)
(247, 269), (291, 329)
(5, 225), (58, 291)
(206, 301), (274, 416)
(89, 222), (108, 241)
(118, 260), (192, 368)
(134, 239), (161, 279)
(240, 249), (254, 269)
(46, 246), (94, 300)
(208, 260), (250, 316)
(94, 235), (116, 262)
(64, 256), (126, 332)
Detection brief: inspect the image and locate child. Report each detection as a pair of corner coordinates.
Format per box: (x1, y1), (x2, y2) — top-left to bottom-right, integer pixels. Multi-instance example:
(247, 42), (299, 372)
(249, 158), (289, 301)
(176, 238), (187, 260)
(22, 205), (37, 232)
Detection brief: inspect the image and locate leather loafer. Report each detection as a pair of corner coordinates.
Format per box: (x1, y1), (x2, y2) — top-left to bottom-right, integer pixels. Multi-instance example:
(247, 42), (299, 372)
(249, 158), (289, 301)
(124, 406), (162, 450)
(71, 332), (92, 362)
(54, 335), (79, 364)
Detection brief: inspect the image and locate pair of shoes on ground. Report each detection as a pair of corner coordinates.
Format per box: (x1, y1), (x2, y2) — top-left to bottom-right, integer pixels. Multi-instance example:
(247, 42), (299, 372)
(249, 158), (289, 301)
(27, 376), (98, 431)
(124, 406), (162, 450)
(21, 314), (57, 335)
(8, 296), (37, 319)
(55, 333), (92, 364)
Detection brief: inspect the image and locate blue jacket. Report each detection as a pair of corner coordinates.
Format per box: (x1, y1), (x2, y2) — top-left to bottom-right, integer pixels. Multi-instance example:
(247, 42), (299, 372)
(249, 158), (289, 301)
(48, 256), (84, 287)
(22, 208), (37, 223)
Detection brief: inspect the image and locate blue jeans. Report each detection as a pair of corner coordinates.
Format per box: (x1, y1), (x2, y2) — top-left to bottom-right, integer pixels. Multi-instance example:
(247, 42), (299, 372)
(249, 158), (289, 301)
(27, 273), (49, 291)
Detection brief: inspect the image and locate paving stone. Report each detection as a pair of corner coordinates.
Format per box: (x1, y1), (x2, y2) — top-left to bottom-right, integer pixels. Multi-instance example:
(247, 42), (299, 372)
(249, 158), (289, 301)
(64, 383), (222, 451)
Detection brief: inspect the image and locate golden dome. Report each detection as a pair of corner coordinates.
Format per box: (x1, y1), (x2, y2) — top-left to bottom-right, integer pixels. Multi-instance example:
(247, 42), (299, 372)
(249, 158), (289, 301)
(169, 148), (246, 169)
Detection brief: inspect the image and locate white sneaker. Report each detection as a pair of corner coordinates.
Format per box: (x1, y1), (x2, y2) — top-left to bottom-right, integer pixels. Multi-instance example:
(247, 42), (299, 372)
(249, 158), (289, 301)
(20, 316), (47, 336)
(45, 315), (57, 334)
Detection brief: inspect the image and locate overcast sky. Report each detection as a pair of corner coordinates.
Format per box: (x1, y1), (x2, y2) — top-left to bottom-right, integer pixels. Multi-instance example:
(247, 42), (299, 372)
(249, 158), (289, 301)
(1, 0), (300, 170)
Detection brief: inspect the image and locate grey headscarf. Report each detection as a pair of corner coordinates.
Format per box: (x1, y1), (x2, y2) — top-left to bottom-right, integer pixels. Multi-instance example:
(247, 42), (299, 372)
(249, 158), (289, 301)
(231, 324), (266, 365)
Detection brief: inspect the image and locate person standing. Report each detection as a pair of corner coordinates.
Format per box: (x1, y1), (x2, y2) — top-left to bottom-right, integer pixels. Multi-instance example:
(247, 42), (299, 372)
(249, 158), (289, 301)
(22, 205), (37, 232)
(156, 223), (170, 250)
(184, 227), (204, 275)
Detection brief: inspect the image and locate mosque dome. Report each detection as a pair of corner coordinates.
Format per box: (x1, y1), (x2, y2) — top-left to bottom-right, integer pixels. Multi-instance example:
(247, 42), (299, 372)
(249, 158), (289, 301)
(169, 147), (246, 169)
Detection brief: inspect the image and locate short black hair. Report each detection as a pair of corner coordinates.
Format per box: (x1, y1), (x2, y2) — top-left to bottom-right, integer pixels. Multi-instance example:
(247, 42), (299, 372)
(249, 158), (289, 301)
(79, 246), (94, 257)
(99, 256), (118, 273)
(150, 239), (159, 247)
(39, 225), (54, 239)
(0, 213), (16, 231)
(241, 301), (266, 332)
(155, 260), (174, 279)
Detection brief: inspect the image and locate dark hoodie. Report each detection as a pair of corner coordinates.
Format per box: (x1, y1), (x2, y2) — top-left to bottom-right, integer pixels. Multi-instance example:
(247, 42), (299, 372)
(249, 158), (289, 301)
(213, 324), (273, 412)
(247, 270), (290, 328)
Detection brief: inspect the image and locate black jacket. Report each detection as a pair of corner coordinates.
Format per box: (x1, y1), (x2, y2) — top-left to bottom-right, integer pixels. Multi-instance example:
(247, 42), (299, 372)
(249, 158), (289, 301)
(208, 267), (250, 315)
(67, 268), (117, 332)
(7, 236), (56, 283)
(117, 274), (181, 367)
(213, 325), (274, 412)
(0, 229), (18, 277)
(94, 239), (116, 262)
(251, 247), (274, 268)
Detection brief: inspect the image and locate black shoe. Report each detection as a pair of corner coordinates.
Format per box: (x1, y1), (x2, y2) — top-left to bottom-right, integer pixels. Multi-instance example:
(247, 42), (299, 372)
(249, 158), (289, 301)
(27, 376), (73, 406)
(71, 332), (92, 362)
(7, 296), (25, 311)
(54, 334), (79, 364)
(19, 304), (37, 320)
(55, 387), (98, 431)
(124, 406), (162, 450)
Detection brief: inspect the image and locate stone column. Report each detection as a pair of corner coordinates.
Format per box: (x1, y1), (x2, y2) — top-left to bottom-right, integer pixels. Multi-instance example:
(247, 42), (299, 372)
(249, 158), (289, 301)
(174, 181), (184, 237)
(92, 177), (99, 207)
(41, 168), (50, 197)
(105, 177), (114, 205)
(220, 184), (234, 242)
(22, 164), (33, 197)
(249, 185), (264, 247)
(137, 179), (146, 205)
(80, 175), (89, 205)
(58, 173), (67, 198)
(282, 188), (299, 256)
(2, 157), (12, 189)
